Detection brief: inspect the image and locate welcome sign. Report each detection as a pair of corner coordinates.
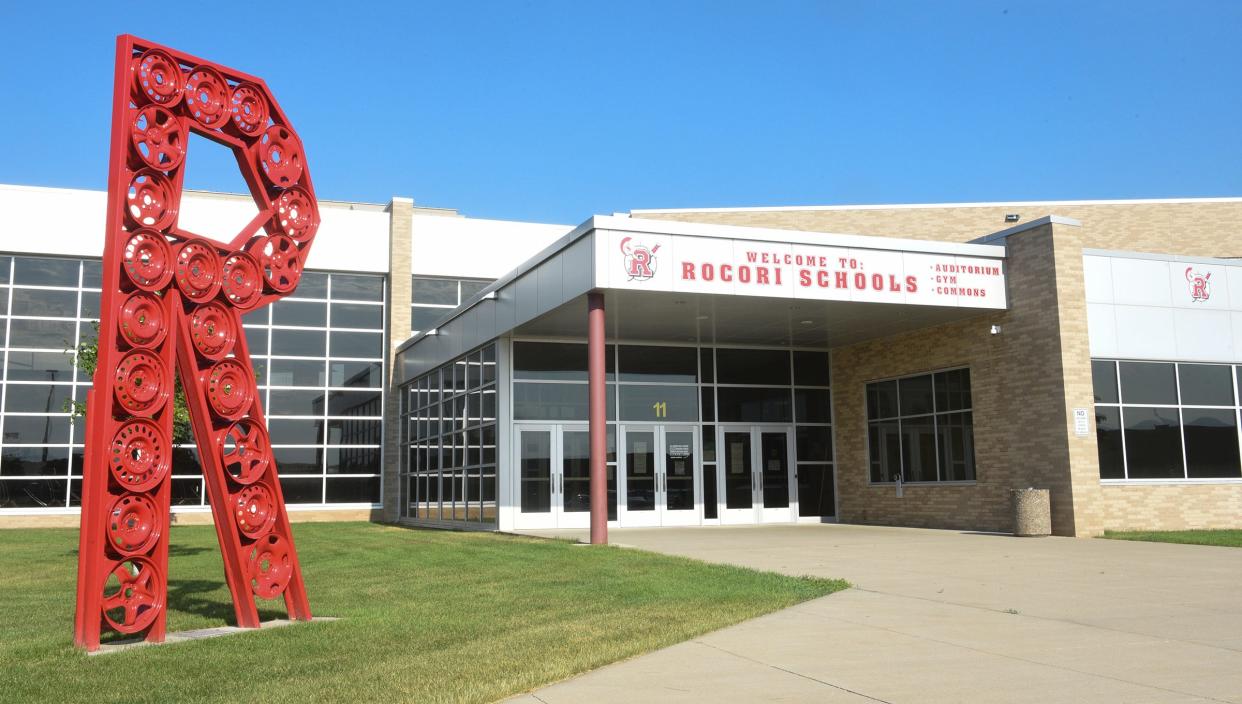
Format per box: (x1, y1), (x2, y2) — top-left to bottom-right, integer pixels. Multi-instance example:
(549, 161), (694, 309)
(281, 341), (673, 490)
(596, 229), (1007, 309)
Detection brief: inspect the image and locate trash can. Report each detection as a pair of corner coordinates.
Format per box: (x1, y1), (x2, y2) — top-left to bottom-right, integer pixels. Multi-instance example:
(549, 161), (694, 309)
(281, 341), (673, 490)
(1013, 488), (1051, 537)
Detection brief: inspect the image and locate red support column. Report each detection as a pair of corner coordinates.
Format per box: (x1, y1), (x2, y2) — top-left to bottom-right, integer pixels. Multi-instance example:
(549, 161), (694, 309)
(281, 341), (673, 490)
(587, 292), (608, 545)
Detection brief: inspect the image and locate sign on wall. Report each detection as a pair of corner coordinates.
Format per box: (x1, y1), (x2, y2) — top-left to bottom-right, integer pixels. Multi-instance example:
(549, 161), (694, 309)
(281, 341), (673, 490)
(596, 230), (1007, 309)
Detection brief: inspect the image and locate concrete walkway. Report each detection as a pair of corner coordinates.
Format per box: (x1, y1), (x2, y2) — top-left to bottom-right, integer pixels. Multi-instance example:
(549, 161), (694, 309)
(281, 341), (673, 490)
(506, 524), (1242, 703)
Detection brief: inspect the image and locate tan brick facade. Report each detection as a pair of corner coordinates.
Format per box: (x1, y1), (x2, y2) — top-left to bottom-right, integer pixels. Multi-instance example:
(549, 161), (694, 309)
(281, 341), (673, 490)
(831, 221), (1103, 536)
(636, 199), (1242, 258)
(650, 199), (1242, 535)
(381, 197), (414, 523)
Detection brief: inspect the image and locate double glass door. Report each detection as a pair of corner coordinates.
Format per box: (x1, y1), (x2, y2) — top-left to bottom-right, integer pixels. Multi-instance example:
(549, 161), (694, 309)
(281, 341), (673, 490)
(514, 424), (615, 530)
(619, 426), (699, 527)
(515, 424), (795, 529)
(719, 426), (795, 524)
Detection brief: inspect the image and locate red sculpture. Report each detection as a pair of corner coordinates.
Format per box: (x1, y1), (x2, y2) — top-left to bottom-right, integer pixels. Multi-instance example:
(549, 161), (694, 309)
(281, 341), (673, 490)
(73, 35), (316, 651)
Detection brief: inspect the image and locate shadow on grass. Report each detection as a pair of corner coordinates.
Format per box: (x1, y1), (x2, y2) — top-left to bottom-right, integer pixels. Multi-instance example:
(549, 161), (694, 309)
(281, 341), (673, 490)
(167, 579), (237, 622)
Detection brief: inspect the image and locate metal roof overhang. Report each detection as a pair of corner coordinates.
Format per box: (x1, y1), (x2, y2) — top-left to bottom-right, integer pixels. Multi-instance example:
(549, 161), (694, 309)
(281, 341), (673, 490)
(395, 216), (1008, 383)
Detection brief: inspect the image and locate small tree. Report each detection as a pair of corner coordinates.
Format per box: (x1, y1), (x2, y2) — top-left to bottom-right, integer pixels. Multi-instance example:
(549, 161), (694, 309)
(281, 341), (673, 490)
(67, 322), (193, 444)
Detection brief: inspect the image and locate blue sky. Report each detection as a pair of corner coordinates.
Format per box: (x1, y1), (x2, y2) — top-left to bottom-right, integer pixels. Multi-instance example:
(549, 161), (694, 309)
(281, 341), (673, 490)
(1, 1), (1239, 224)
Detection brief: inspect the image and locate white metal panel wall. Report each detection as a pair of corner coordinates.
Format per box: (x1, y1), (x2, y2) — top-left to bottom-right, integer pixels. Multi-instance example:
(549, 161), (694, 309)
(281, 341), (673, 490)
(0, 184), (390, 272)
(1085, 250), (1242, 362)
(410, 214), (571, 278)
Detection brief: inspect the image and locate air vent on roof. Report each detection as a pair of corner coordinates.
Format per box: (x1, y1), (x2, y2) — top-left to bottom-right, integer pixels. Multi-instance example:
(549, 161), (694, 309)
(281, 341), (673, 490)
(1005, 214), (1020, 223)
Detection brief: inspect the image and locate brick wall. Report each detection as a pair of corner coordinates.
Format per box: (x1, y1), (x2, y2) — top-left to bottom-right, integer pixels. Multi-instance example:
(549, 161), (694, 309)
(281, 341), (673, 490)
(655, 199), (1242, 534)
(637, 200), (1242, 257)
(831, 221), (1103, 536)
(381, 198), (414, 523)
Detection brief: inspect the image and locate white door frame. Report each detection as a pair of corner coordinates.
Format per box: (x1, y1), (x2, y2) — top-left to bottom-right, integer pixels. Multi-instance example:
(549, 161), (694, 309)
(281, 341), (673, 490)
(659, 425), (700, 527)
(755, 426), (795, 523)
(512, 424), (559, 529)
(619, 425), (661, 527)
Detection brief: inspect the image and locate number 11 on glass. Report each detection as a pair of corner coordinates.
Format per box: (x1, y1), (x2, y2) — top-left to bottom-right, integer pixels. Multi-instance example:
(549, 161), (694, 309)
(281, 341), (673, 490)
(652, 401), (667, 418)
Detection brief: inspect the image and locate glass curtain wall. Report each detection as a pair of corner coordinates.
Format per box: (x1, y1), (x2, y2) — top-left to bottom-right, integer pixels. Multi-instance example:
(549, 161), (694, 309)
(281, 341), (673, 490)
(507, 340), (834, 521)
(400, 343), (498, 526)
(0, 254), (385, 511)
(1093, 359), (1242, 480)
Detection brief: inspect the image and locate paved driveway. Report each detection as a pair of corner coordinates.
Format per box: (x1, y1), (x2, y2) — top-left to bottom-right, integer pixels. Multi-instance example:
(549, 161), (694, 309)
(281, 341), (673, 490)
(507, 524), (1242, 703)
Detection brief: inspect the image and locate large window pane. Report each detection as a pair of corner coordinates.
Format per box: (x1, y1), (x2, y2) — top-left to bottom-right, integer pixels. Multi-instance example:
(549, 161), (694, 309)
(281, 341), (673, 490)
(898, 375), (934, 416)
(267, 359), (325, 387)
(900, 416), (937, 482)
(330, 331), (383, 359)
(1123, 406), (1183, 479)
(512, 383), (615, 421)
(290, 272), (329, 299)
(796, 426), (832, 462)
(1183, 408), (1241, 478)
(715, 348), (790, 385)
(797, 464), (835, 517)
(411, 277), (459, 305)
(868, 421), (901, 482)
(618, 384), (698, 422)
(328, 390), (382, 416)
(331, 274), (384, 302)
(271, 329), (326, 357)
(1178, 364), (1234, 406)
(268, 418), (324, 445)
(331, 302), (383, 330)
(0, 446), (70, 476)
(794, 389), (831, 423)
(866, 380), (898, 420)
(1092, 361), (1118, 404)
(934, 369), (972, 412)
(271, 300), (327, 327)
(4, 384), (72, 413)
(7, 351), (76, 382)
(11, 289), (77, 318)
(9, 319), (76, 349)
(1095, 406), (1125, 479)
(330, 360), (383, 388)
(0, 478), (67, 508)
(717, 386), (792, 423)
(937, 412), (976, 481)
(269, 389), (327, 416)
(13, 257), (78, 287)
(793, 351), (830, 386)
(618, 345), (697, 383)
(1119, 362), (1177, 405)
(513, 342), (615, 381)
(326, 447), (380, 474)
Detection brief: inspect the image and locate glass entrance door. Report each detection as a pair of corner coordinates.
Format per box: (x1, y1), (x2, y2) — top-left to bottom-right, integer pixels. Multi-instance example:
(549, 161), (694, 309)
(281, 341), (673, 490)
(513, 425), (616, 530)
(719, 426), (795, 524)
(619, 425), (700, 527)
(514, 425), (557, 529)
(757, 429), (794, 522)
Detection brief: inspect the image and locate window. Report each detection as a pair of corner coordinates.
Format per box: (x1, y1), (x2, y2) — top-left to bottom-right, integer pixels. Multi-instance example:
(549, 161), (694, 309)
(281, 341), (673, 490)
(410, 276), (492, 334)
(400, 343), (498, 526)
(1092, 360), (1242, 480)
(866, 368), (975, 483)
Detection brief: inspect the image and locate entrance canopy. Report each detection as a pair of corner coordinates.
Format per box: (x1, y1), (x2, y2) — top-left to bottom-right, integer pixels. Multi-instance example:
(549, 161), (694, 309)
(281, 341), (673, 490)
(396, 216), (1007, 383)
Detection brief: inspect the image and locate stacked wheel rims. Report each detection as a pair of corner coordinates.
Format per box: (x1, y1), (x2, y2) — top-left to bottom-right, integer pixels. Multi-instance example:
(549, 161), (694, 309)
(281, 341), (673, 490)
(76, 37), (316, 651)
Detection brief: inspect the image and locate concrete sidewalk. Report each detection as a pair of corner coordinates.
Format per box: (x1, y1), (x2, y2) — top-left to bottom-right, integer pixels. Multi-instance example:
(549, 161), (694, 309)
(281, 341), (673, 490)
(506, 524), (1242, 703)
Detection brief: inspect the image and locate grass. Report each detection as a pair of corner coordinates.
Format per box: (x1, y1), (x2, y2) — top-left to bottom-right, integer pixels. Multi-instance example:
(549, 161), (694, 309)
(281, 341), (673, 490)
(0, 522), (845, 703)
(1102, 529), (1242, 548)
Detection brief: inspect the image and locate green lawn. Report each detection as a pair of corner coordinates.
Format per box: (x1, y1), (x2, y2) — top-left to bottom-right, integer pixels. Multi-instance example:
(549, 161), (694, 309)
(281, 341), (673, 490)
(0, 522), (844, 703)
(1102, 529), (1242, 548)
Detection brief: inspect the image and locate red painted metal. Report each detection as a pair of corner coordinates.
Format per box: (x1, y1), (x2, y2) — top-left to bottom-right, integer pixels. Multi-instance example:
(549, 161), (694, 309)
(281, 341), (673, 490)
(587, 292), (608, 545)
(74, 35), (317, 651)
